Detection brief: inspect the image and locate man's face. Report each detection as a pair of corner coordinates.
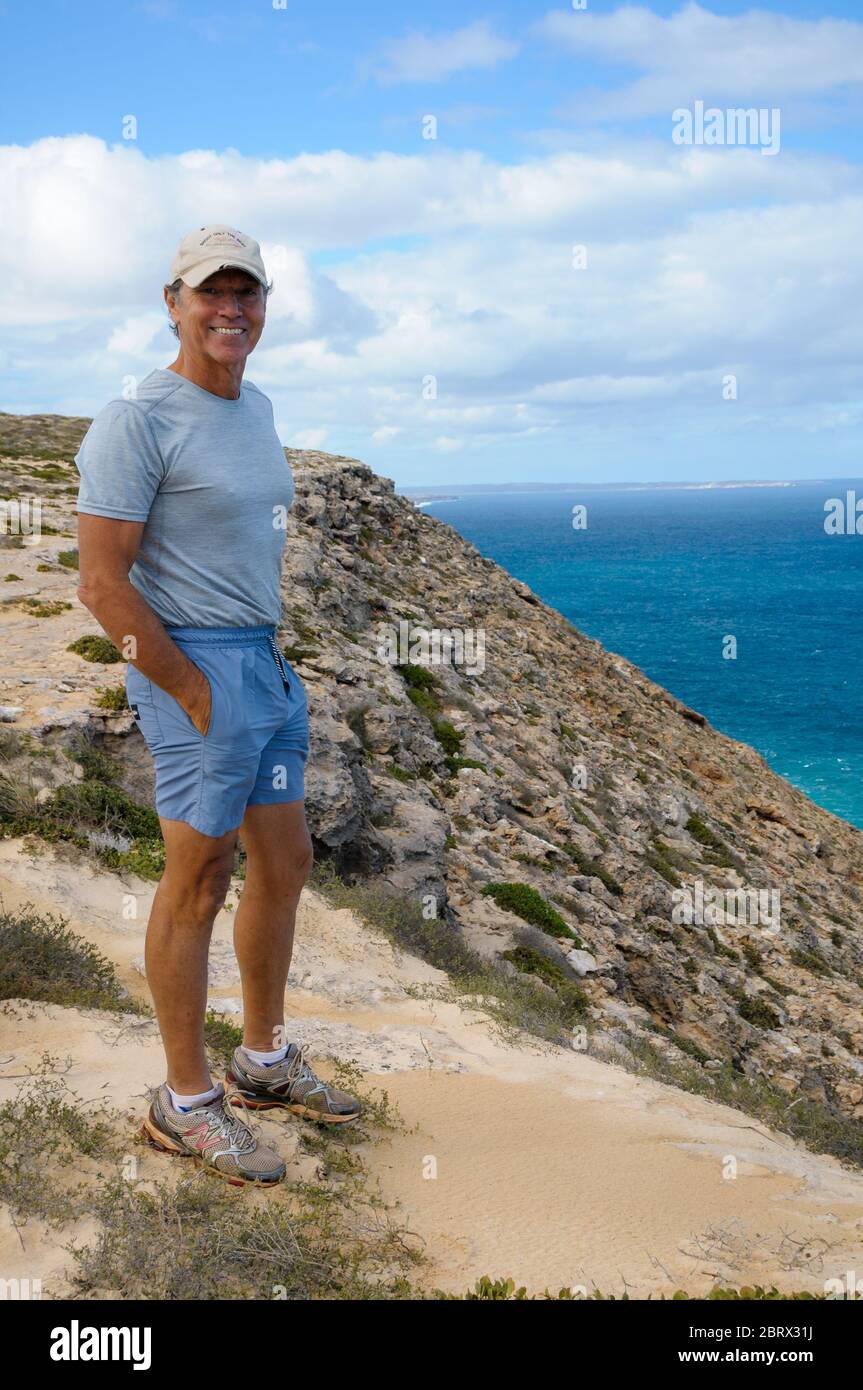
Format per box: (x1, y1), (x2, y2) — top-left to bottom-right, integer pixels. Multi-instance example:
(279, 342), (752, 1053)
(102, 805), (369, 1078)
(169, 269), (266, 365)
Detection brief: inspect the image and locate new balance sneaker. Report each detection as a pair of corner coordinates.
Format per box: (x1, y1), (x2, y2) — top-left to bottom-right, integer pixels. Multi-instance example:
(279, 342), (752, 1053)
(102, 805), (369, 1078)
(139, 1082), (287, 1186)
(226, 1043), (362, 1125)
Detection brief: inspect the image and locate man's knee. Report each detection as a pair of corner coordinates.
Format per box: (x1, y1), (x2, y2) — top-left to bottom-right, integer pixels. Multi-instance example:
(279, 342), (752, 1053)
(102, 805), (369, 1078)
(293, 835), (314, 880)
(197, 858), (235, 914)
(163, 851), (236, 923)
(277, 836), (313, 893)
(249, 834), (313, 900)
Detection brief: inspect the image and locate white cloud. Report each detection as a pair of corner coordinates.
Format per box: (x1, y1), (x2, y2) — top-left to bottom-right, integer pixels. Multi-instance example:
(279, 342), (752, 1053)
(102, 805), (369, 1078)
(371, 20), (519, 85)
(291, 427), (328, 450)
(536, 2), (863, 118)
(106, 312), (164, 355)
(1, 134), (861, 480)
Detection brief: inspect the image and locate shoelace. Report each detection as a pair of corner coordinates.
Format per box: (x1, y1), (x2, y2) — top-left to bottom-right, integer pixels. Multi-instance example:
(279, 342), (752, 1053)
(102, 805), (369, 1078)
(192, 1085), (261, 1163)
(277, 1044), (330, 1106)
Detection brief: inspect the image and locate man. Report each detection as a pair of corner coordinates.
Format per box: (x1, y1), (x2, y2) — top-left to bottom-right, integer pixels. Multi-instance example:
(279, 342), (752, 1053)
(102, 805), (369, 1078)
(75, 225), (360, 1188)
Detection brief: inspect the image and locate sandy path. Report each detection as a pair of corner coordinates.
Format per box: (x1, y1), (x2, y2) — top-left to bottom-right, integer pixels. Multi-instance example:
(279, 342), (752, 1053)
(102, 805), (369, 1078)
(2, 839), (862, 1298)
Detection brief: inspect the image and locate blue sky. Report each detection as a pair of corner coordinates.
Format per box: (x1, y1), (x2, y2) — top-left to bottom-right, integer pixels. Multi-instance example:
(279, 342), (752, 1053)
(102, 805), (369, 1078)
(1, 0), (861, 485)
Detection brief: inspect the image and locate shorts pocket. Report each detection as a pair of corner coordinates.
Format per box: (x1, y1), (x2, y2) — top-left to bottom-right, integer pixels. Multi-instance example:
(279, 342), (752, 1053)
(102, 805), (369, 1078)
(125, 664), (163, 750)
(276, 651), (307, 712)
(150, 662), (222, 742)
(283, 658), (306, 701)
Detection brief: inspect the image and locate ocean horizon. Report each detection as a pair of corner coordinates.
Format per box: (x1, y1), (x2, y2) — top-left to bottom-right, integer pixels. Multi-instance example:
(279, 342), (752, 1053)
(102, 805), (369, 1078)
(422, 479), (863, 831)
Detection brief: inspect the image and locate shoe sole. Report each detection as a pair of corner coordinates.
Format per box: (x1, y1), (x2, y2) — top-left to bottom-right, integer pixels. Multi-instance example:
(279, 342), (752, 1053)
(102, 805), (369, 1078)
(225, 1070), (361, 1125)
(138, 1115), (286, 1187)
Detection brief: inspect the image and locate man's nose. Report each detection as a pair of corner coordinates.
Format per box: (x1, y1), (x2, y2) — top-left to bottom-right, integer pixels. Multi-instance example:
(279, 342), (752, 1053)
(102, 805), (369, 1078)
(217, 294), (243, 317)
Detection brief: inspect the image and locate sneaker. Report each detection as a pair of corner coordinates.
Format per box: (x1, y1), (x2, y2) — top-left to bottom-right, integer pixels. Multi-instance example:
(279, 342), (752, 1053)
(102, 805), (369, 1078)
(226, 1043), (362, 1125)
(139, 1082), (287, 1186)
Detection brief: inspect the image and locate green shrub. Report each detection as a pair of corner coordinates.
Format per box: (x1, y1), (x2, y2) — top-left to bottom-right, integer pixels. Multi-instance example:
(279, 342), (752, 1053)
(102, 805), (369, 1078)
(501, 946), (588, 1025)
(100, 837), (165, 881)
(562, 843), (623, 897)
(94, 684), (128, 712)
(685, 814), (735, 868)
(790, 947), (830, 978)
(18, 598), (72, 617)
(444, 756), (487, 775)
(67, 634), (122, 663)
(406, 685), (438, 718)
(732, 989), (781, 1031)
(742, 941), (764, 973)
(383, 762), (415, 782)
(443, 1277), (834, 1301)
(203, 1009), (243, 1070)
(400, 662), (443, 720)
(0, 753), (165, 881)
(481, 882), (576, 939)
(282, 645), (318, 663)
(644, 848), (680, 887)
(431, 718), (463, 756)
(0, 907), (143, 1013)
(397, 662), (440, 694)
(653, 1025), (710, 1064)
(49, 781), (160, 841)
(706, 926), (739, 961)
(0, 1072), (121, 1227)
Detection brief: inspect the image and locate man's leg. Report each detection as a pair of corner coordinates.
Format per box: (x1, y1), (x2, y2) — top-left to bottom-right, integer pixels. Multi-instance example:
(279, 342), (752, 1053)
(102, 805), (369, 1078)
(145, 816), (239, 1094)
(226, 799), (361, 1122)
(233, 799), (313, 1051)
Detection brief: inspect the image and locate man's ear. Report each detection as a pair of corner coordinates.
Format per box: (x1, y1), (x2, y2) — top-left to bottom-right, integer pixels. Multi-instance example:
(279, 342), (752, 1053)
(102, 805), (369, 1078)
(164, 287), (180, 331)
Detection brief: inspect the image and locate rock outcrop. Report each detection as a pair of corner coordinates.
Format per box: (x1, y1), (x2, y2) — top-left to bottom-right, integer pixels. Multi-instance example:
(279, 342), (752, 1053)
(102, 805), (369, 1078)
(3, 412), (863, 1123)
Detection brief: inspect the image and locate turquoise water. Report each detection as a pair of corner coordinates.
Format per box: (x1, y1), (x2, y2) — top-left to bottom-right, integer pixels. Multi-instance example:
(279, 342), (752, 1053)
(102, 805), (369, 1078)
(423, 483), (863, 829)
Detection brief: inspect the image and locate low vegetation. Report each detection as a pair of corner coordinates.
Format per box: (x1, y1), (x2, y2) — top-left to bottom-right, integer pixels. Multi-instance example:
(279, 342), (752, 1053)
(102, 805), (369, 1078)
(0, 905), (143, 1014)
(311, 862), (581, 1047)
(1, 1066), (842, 1300)
(0, 732), (165, 880)
(481, 880), (577, 939)
(67, 634), (122, 663)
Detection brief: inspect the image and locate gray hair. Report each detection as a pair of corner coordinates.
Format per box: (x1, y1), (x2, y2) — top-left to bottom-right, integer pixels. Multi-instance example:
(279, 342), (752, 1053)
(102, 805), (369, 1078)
(164, 274), (272, 337)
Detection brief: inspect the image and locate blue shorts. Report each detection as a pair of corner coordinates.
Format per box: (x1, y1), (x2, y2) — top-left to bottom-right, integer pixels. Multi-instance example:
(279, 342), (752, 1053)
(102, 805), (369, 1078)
(125, 624), (309, 838)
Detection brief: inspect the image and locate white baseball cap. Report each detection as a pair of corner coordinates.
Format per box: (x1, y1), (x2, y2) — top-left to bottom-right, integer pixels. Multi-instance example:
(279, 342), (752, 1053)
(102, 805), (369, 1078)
(170, 224), (269, 289)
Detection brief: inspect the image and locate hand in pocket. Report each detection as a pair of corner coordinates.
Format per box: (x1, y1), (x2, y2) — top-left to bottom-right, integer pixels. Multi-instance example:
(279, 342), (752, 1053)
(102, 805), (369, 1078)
(184, 665), (213, 736)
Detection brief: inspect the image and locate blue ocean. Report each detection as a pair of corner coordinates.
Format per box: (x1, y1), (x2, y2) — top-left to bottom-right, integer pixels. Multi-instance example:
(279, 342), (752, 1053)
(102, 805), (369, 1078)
(422, 482), (863, 830)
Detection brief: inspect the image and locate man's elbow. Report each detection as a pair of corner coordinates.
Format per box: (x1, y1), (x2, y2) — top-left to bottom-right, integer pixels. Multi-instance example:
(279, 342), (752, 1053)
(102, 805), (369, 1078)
(76, 574), (120, 613)
(76, 583), (97, 616)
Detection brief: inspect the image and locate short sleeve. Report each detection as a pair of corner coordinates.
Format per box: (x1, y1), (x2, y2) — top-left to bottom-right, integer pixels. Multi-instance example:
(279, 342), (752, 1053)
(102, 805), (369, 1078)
(75, 400), (165, 522)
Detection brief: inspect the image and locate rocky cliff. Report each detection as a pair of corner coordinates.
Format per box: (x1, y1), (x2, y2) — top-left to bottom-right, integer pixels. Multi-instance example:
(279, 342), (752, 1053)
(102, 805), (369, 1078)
(3, 410), (863, 1130)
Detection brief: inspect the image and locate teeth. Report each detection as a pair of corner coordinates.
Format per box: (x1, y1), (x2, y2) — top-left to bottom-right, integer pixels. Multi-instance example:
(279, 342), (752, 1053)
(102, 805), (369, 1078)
(212, 327), (244, 334)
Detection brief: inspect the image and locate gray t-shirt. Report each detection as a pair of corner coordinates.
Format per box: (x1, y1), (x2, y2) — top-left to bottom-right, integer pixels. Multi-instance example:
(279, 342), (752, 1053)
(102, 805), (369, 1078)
(75, 367), (294, 628)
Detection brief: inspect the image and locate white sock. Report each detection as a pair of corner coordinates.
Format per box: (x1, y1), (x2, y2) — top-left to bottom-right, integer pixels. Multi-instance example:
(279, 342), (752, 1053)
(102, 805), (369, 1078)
(241, 1043), (289, 1067)
(168, 1082), (222, 1112)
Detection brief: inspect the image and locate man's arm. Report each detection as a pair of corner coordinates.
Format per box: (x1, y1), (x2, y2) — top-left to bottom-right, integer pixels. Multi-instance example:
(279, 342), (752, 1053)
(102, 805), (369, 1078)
(76, 513), (211, 734)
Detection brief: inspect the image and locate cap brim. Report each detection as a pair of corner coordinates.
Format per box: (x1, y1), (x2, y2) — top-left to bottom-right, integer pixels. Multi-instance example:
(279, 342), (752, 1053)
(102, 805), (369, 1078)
(179, 258), (268, 289)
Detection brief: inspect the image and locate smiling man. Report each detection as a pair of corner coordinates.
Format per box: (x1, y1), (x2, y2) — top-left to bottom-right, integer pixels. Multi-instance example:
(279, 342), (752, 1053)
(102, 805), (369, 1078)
(74, 225), (361, 1187)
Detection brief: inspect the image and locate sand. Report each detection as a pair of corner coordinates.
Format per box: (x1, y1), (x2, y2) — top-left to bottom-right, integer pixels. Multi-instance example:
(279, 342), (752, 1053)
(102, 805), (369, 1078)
(2, 837), (862, 1299)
